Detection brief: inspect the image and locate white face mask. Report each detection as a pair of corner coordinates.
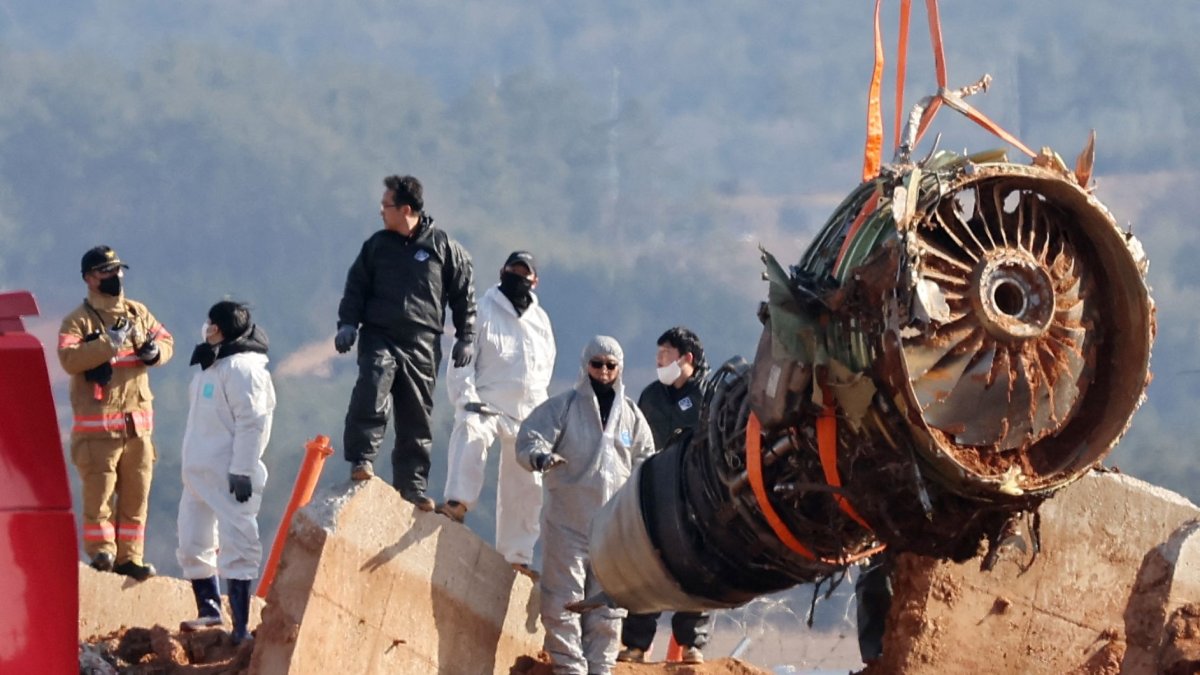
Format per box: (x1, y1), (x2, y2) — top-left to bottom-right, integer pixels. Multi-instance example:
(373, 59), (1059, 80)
(656, 358), (683, 386)
(201, 321), (215, 343)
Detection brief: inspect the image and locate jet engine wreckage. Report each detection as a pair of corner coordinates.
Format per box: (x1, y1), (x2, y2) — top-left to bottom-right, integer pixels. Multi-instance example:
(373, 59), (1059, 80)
(587, 91), (1156, 614)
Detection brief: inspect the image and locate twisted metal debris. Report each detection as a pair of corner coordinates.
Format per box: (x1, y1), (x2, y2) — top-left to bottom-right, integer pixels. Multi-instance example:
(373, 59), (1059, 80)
(588, 141), (1155, 613)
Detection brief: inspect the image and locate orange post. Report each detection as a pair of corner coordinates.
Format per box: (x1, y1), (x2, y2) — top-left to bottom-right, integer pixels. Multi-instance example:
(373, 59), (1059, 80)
(666, 635), (683, 662)
(257, 435), (335, 599)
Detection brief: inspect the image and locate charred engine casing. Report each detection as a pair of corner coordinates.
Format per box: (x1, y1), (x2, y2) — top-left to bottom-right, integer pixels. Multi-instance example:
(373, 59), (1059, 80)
(590, 151), (1155, 613)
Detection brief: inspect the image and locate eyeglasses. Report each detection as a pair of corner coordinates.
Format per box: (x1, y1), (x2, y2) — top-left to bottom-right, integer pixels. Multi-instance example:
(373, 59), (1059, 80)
(589, 359), (619, 371)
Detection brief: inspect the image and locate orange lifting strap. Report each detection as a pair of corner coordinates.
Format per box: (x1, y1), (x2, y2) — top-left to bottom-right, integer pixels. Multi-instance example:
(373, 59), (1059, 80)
(816, 386), (872, 530)
(862, 0), (1034, 181)
(745, 412), (885, 565)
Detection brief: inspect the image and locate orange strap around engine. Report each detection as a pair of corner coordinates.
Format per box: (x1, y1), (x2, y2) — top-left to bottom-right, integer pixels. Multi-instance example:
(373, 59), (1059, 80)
(925, 0), (947, 89)
(745, 411), (886, 565)
(816, 396), (873, 530)
(894, 0), (912, 150)
(833, 189), (881, 275)
(745, 412), (820, 561)
(861, 0), (885, 182)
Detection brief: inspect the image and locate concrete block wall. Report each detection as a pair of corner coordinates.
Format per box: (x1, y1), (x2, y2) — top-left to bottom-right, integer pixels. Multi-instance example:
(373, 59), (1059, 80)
(249, 478), (543, 675)
(78, 564), (265, 639)
(878, 471), (1200, 674)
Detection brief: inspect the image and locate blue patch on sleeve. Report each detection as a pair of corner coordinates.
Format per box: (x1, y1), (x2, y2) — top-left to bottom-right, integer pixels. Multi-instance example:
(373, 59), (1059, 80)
(202, 383), (215, 399)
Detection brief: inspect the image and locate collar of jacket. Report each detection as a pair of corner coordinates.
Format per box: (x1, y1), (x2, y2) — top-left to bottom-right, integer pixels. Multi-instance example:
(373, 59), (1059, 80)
(86, 289), (127, 313)
(216, 324), (270, 362)
(391, 212), (435, 243)
(492, 285), (538, 317)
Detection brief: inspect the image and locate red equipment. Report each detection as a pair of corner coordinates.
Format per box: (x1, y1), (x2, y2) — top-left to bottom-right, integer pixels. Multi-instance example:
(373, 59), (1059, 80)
(0, 291), (78, 672)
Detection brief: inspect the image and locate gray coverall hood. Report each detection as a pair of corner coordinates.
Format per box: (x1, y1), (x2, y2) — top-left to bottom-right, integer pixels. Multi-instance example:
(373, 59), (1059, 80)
(577, 335), (624, 386)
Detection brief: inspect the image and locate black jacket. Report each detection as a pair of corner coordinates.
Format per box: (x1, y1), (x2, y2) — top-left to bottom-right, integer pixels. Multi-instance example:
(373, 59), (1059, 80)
(337, 214), (476, 341)
(637, 376), (706, 450)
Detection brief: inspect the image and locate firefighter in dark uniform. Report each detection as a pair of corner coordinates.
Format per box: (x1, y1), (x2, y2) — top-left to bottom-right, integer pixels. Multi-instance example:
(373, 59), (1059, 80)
(57, 246), (174, 580)
(618, 326), (712, 664)
(335, 174), (476, 511)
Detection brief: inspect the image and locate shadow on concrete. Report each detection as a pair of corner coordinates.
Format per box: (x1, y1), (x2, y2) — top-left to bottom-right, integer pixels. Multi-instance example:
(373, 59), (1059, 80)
(430, 516), (509, 675)
(360, 510), (441, 573)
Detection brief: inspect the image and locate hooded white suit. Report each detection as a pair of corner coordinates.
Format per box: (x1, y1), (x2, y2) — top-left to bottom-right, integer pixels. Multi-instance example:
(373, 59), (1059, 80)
(517, 335), (655, 675)
(445, 285), (556, 565)
(176, 330), (276, 581)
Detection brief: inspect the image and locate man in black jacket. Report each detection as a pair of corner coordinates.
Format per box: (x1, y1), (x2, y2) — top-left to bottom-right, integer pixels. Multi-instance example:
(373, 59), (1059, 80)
(335, 174), (476, 510)
(618, 326), (712, 664)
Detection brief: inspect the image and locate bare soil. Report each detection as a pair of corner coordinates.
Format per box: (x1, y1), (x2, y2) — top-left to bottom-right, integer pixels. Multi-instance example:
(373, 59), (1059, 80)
(84, 630), (771, 675)
(1159, 602), (1200, 675)
(82, 626), (253, 674)
(509, 651), (771, 675)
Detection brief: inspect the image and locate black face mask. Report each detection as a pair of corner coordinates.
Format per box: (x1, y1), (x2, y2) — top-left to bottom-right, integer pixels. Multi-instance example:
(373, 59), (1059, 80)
(98, 275), (122, 297)
(499, 271), (534, 314)
(189, 343), (218, 370)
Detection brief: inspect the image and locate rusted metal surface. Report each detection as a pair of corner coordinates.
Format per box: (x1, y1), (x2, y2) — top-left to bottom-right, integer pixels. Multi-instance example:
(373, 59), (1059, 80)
(761, 151), (1155, 559)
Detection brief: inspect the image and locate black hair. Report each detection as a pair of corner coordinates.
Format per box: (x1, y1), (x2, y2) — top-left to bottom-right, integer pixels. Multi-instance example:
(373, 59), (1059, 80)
(657, 326), (707, 375)
(384, 174), (424, 212)
(208, 300), (251, 342)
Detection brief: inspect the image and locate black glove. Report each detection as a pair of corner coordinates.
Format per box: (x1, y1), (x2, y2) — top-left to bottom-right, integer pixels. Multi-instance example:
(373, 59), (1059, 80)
(463, 401), (499, 416)
(137, 340), (160, 365)
(334, 325), (357, 354)
(82, 332), (114, 386)
(532, 452), (567, 472)
(451, 337), (474, 368)
(228, 474), (253, 503)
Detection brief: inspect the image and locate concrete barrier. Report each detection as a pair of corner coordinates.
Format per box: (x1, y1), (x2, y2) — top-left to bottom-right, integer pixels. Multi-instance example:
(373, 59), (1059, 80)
(249, 478), (543, 675)
(878, 471), (1200, 673)
(78, 564), (265, 639)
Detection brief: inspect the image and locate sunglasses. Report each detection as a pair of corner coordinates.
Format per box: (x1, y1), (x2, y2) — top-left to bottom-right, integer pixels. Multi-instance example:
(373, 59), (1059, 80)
(589, 359), (619, 371)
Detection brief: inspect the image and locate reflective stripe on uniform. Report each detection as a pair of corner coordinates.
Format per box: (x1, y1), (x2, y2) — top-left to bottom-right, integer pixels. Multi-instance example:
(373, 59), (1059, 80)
(83, 522), (115, 542)
(72, 410), (154, 434)
(117, 523), (145, 541)
(112, 349), (142, 368)
(58, 333), (83, 348)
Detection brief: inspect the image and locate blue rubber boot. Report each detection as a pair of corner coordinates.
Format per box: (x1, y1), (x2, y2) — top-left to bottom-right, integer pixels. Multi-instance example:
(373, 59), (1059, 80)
(180, 576), (223, 631)
(228, 578), (254, 645)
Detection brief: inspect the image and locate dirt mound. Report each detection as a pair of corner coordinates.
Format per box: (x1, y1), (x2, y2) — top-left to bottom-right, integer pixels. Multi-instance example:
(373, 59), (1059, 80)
(509, 651), (771, 675)
(1159, 602), (1200, 675)
(81, 626), (253, 674)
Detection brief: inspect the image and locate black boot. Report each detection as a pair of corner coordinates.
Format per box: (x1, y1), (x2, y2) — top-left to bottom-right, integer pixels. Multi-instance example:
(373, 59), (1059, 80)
(228, 578), (253, 645)
(180, 576), (223, 631)
(113, 559), (156, 581)
(89, 552), (115, 572)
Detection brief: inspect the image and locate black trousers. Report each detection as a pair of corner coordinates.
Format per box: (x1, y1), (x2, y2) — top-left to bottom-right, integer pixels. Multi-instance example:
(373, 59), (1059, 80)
(621, 611), (710, 651)
(343, 328), (442, 496)
(855, 554), (893, 662)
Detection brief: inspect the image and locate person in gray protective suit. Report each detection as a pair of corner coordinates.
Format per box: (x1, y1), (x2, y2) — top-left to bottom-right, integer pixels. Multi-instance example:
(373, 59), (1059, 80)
(517, 335), (655, 675)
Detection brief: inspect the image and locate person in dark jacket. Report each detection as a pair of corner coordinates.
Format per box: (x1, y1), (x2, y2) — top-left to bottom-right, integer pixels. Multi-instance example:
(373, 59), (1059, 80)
(335, 174), (476, 510)
(618, 326), (712, 665)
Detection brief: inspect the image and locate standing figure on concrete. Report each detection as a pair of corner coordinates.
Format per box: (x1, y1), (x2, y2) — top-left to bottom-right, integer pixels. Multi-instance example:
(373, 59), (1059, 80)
(177, 301), (276, 645)
(335, 174), (476, 510)
(619, 326), (712, 664)
(517, 336), (655, 675)
(437, 251), (556, 578)
(57, 245), (174, 581)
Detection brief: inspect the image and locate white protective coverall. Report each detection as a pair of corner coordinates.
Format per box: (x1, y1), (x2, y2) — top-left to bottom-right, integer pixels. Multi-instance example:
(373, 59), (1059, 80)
(517, 336), (655, 675)
(445, 285), (556, 565)
(176, 337), (276, 581)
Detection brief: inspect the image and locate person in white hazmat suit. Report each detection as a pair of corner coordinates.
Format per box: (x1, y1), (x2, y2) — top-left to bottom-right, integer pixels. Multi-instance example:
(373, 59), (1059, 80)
(176, 301), (276, 645)
(517, 335), (655, 675)
(438, 251), (556, 577)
